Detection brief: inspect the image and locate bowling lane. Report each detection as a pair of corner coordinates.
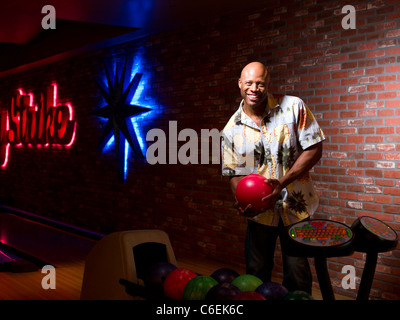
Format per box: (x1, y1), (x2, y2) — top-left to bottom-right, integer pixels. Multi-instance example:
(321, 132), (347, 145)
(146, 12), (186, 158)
(0, 248), (21, 263)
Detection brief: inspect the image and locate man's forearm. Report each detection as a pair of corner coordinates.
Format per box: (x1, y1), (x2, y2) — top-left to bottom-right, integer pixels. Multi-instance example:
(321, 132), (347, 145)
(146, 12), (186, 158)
(279, 141), (323, 189)
(229, 176), (244, 197)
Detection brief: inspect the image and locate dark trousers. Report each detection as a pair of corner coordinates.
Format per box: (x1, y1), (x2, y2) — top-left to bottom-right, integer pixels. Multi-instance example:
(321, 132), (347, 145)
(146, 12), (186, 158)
(245, 218), (312, 294)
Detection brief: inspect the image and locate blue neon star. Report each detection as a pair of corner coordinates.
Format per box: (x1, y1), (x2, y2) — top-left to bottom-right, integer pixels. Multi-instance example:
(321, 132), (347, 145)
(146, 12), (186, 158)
(91, 59), (151, 183)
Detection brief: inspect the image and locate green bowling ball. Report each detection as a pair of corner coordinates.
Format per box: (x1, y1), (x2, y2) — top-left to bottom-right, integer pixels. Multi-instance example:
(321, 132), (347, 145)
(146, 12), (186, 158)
(183, 276), (218, 300)
(231, 274), (263, 292)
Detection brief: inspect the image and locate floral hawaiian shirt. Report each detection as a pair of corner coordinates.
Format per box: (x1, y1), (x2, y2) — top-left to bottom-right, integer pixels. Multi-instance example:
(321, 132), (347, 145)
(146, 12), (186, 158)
(221, 94), (325, 226)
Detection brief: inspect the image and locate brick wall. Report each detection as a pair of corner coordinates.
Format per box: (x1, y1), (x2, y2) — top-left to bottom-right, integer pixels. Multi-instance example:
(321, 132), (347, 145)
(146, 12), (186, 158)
(0, 0), (399, 300)
(253, 0), (400, 300)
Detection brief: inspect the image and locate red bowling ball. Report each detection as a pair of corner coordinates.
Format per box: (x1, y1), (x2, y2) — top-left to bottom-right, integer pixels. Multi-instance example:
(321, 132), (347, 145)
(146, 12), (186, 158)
(233, 291), (266, 300)
(163, 268), (197, 300)
(235, 174), (274, 216)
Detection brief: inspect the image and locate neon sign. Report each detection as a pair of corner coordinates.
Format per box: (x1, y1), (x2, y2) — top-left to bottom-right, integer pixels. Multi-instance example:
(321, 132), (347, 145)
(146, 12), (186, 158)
(0, 83), (76, 167)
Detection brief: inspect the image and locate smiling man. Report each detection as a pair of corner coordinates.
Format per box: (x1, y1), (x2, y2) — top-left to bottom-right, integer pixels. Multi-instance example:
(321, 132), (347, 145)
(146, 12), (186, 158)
(221, 62), (325, 294)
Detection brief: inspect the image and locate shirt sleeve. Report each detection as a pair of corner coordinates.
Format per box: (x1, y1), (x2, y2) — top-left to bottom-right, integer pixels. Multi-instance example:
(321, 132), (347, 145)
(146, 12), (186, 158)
(221, 129), (256, 176)
(295, 98), (326, 150)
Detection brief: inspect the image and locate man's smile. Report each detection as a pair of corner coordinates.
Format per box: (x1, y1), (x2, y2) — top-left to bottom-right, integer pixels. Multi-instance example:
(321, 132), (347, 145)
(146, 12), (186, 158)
(247, 93), (260, 102)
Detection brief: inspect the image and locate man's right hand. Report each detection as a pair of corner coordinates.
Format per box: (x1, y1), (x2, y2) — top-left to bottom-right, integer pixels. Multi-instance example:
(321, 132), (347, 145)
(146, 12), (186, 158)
(234, 201), (253, 216)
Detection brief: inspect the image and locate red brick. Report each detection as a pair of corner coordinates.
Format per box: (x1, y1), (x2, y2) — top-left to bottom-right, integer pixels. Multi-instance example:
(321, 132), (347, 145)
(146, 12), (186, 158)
(378, 109), (395, 117)
(340, 128), (357, 135)
(386, 47), (400, 55)
(386, 65), (400, 73)
(385, 153), (400, 160)
(367, 84), (385, 91)
(384, 170), (400, 179)
(357, 161), (375, 168)
(385, 118), (400, 125)
(358, 42), (376, 51)
(386, 82), (400, 90)
(366, 152), (383, 160)
(358, 93), (376, 101)
(347, 136), (364, 143)
(357, 194), (374, 202)
(378, 39), (397, 48)
(359, 76), (377, 84)
(339, 160), (356, 167)
(365, 117), (381, 125)
(341, 78), (358, 86)
(358, 127), (375, 134)
(364, 203), (382, 212)
(340, 111), (357, 118)
(375, 196), (393, 204)
(365, 169), (383, 177)
(383, 205), (400, 214)
(331, 152), (347, 158)
(376, 127), (394, 134)
(378, 91), (397, 99)
(348, 102), (365, 110)
(386, 100), (400, 108)
(384, 188), (400, 196)
(376, 179), (394, 187)
(347, 169), (364, 176)
(366, 67), (384, 75)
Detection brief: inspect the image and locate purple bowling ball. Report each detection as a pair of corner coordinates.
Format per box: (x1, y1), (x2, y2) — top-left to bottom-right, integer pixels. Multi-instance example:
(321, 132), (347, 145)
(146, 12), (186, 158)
(255, 282), (288, 300)
(210, 268), (240, 284)
(206, 282), (241, 300)
(144, 262), (177, 289)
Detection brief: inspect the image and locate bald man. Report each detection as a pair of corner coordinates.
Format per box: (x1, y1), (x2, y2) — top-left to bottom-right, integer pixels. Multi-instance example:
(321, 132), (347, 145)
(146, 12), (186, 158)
(221, 62), (325, 294)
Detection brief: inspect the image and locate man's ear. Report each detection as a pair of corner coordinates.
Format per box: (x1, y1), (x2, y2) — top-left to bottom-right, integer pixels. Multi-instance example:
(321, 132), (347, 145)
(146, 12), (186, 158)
(238, 78), (242, 89)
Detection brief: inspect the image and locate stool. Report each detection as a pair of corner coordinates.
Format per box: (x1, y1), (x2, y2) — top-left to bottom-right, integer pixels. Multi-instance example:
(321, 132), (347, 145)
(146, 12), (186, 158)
(285, 219), (354, 300)
(80, 229), (176, 300)
(351, 216), (398, 300)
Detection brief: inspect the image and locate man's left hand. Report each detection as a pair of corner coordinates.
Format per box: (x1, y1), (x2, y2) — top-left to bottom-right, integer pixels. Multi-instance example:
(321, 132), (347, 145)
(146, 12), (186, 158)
(261, 179), (283, 209)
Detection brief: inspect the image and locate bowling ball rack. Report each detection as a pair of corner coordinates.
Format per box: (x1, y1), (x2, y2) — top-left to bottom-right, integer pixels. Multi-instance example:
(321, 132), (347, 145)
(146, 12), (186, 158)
(119, 278), (173, 300)
(285, 217), (398, 300)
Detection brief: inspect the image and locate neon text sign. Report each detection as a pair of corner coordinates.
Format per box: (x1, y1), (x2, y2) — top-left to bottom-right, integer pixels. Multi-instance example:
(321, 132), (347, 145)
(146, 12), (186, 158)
(0, 84), (76, 167)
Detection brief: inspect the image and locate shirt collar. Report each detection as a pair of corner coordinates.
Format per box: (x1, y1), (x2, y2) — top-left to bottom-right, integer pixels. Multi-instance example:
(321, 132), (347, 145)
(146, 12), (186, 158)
(237, 94), (281, 126)
(267, 94), (280, 110)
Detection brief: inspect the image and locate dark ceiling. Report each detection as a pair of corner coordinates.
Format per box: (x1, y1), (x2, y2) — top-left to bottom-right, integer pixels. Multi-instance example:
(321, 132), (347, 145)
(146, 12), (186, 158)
(0, 0), (267, 74)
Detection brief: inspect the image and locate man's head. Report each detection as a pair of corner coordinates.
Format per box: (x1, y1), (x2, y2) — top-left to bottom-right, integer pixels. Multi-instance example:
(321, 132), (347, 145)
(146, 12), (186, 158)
(238, 62), (270, 111)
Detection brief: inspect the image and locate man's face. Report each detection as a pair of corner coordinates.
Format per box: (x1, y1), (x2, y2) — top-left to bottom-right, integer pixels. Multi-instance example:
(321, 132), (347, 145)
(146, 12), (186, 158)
(238, 65), (269, 110)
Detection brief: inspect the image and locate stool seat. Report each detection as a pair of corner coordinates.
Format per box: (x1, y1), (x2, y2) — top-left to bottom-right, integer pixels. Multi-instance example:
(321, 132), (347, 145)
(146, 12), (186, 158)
(351, 216), (398, 300)
(351, 216), (398, 253)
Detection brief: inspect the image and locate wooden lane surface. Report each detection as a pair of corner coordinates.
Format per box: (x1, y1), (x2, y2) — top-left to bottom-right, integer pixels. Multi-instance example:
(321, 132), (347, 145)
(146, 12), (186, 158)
(0, 261), (84, 300)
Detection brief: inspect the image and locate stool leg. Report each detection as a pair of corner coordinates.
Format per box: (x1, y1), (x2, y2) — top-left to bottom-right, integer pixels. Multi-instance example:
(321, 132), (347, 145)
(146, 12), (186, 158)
(315, 257), (335, 300)
(357, 252), (378, 301)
